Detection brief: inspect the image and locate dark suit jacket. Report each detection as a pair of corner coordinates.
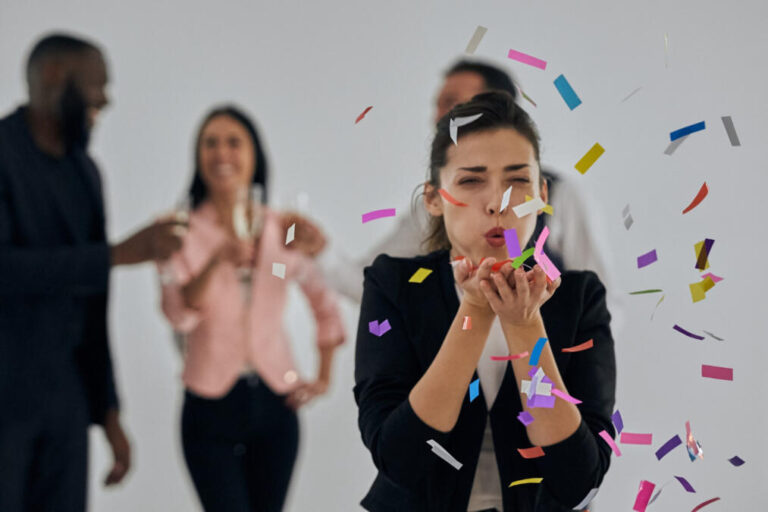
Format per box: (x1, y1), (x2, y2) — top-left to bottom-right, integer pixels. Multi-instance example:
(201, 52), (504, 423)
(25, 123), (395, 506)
(0, 107), (118, 425)
(354, 250), (616, 511)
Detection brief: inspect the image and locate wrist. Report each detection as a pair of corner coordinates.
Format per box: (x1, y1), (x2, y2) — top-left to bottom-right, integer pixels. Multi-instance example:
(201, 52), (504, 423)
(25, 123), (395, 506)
(461, 297), (494, 320)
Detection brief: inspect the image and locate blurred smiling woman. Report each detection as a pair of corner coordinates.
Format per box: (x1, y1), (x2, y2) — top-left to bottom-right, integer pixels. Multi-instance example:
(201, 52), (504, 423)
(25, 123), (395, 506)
(354, 91), (616, 512)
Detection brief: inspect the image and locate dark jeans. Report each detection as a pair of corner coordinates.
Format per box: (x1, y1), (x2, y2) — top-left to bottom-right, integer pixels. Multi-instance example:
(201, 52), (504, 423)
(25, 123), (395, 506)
(182, 376), (299, 512)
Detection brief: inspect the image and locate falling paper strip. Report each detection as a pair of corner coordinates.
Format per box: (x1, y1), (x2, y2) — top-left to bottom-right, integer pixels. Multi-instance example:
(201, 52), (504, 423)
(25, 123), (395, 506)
(426, 440), (463, 470)
(648, 480), (671, 505)
(450, 113), (484, 145)
(462, 316), (472, 330)
(517, 411), (535, 426)
(701, 364), (733, 381)
(554, 74), (582, 110)
(491, 259), (512, 272)
(562, 339), (594, 353)
(664, 135), (689, 155)
(469, 379), (480, 402)
(512, 196), (546, 218)
(511, 247), (535, 268)
(700, 273), (723, 283)
(508, 477), (543, 488)
(535, 249), (561, 281)
(655, 435), (683, 460)
(527, 394), (555, 408)
(272, 263), (286, 279)
(355, 106), (373, 124)
(599, 430), (622, 456)
(690, 497), (721, 512)
(520, 88), (537, 107)
(465, 25), (487, 54)
(674, 475), (696, 493)
(682, 182), (708, 214)
(521, 380), (552, 397)
(670, 121), (706, 142)
(491, 352), (528, 361)
(695, 238), (714, 270)
(285, 223), (295, 245)
(651, 294), (665, 321)
(574, 143), (605, 174)
(633, 480), (656, 512)
(728, 455), (745, 466)
(529, 338), (548, 366)
(721, 116), (740, 146)
(362, 208), (396, 223)
(624, 214), (634, 230)
(621, 433), (653, 445)
(690, 276), (716, 303)
(500, 185), (513, 213)
(534, 226), (550, 256)
(438, 188), (468, 206)
(612, 410), (624, 434)
(408, 268), (433, 283)
(552, 388), (582, 404)
(574, 488), (600, 510)
(673, 324), (705, 340)
(629, 289), (664, 295)
(504, 228), (522, 259)
(525, 195), (553, 214)
(621, 87), (643, 103)
(637, 250), (658, 268)
(703, 330), (724, 341)
(507, 48), (547, 70)
(517, 446), (545, 459)
(368, 319), (391, 337)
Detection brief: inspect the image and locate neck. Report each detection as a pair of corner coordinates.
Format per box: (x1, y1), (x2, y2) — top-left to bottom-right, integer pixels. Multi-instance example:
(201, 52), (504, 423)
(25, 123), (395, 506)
(25, 104), (65, 157)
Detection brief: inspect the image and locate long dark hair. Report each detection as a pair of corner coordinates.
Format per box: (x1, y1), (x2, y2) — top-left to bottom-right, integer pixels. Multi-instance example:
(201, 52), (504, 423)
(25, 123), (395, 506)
(188, 105), (269, 208)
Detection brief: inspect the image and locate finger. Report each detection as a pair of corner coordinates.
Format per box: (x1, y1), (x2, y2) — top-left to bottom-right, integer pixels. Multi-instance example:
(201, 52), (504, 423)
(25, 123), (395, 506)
(476, 257), (496, 282)
(492, 272), (515, 303)
(514, 267), (530, 302)
(479, 279), (503, 312)
(530, 265), (548, 298)
(453, 257), (470, 283)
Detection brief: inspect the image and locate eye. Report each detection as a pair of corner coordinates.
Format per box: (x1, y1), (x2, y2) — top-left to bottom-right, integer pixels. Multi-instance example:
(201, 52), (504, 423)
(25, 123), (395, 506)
(203, 138), (217, 149)
(459, 177), (481, 185)
(228, 137), (241, 148)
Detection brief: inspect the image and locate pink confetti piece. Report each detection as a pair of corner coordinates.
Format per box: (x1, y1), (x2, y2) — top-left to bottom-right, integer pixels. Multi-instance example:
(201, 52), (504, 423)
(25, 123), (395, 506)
(599, 430), (622, 456)
(633, 480), (656, 512)
(551, 388), (582, 404)
(534, 251), (561, 281)
(621, 432), (653, 445)
(362, 208), (396, 223)
(701, 272), (723, 283)
(691, 497), (720, 512)
(507, 48), (547, 70)
(490, 351), (528, 361)
(462, 316), (472, 330)
(701, 364), (733, 381)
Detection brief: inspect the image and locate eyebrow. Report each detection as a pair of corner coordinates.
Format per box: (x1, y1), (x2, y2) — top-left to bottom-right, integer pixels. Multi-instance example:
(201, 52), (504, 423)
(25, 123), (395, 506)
(458, 164), (530, 172)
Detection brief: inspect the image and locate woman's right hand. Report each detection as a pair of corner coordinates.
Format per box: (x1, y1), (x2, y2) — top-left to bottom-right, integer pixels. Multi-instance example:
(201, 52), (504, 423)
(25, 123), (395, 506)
(453, 256), (496, 312)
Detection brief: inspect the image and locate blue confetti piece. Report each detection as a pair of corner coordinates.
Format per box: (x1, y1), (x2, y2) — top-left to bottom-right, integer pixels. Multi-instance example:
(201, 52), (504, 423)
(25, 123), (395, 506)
(529, 337), (548, 366)
(469, 379), (480, 402)
(553, 74), (582, 110)
(670, 121), (706, 141)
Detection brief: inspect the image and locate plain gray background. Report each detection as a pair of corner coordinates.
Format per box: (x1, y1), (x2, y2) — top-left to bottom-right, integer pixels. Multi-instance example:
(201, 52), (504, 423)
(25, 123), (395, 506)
(1, 0), (766, 509)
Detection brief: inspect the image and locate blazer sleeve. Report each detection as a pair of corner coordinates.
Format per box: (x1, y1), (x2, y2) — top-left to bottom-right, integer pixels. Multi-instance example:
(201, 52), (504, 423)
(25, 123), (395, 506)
(0, 163), (110, 297)
(158, 252), (203, 334)
(294, 255), (346, 347)
(533, 271), (617, 508)
(353, 254), (450, 493)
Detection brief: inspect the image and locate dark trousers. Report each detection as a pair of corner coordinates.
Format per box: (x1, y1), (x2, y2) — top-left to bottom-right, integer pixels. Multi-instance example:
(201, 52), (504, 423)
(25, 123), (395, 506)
(0, 394), (89, 512)
(182, 376), (299, 512)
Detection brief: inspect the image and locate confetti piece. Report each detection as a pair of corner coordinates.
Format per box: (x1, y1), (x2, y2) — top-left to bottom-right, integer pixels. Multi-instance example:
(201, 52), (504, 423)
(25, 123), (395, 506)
(355, 106), (373, 124)
(504, 228), (522, 259)
(721, 116), (740, 146)
(682, 182), (708, 214)
(574, 488), (600, 510)
(612, 410), (624, 434)
(362, 208), (396, 223)
(525, 194), (553, 214)
(511, 247), (535, 268)
(512, 196), (546, 218)
(673, 324), (705, 340)
(519, 88), (537, 107)
(491, 352), (528, 361)
(574, 143), (605, 174)
(438, 188), (468, 206)
(521, 379), (552, 398)
(664, 32), (670, 68)
(621, 87), (643, 103)
(621, 433), (653, 445)
(703, 330), (724, 341)
(701, 272), (723, 283)
(517, 446), (545, 459)
(701, 364), (733, 381)
(690, 276), (715, 303)
(534, 250), (561, 281)
(655, 435), (683, 460)
(637, 250), (658, 268)
(629, 289), (663, 295)
(728, 455), (745, 466)
(272, 263), (286, 279)
(517, 411), (535, 426)
(491, 259), (513, 272)
(684, 420), (703, 461)
(426, 440), (462, 470)
(552, 388), (582, 404)
(507, 48), (547, 70)
(368, 319), (391, 337)
(648, 480), (671, 505)
(450, 113), (483, 145)
(527, 393), (556, 408)
(462, 316), (472, 330)
(529, 337), (548, 366)
(651, 294), (665, 321)
(562, 339), (594, 353)
(670, 121), (706, 142)
(674, 475), (696, 493)
(464, 25), (487, 54)
(469, 379), (480, 402)
(508, 477), (543, 488)
(633, 480), (655, 512)
(534, 226), (550, 256)
(664, 135), (689, 155)
(554, 74), (582, 110)
(599, 430), (622, 456)
(690, 497), (720, 512)
(499, 185), (513, 212)
(695, 239), (714, 270)
(408, 267), (433, 283)
(624, 214), (634, 230)
(285, 223), (295, 245)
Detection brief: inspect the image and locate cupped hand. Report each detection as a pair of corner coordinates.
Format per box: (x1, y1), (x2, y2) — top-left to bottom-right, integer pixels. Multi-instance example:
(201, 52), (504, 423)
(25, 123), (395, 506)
(453, 257), (496, 312)
(480, 264), (560, 327)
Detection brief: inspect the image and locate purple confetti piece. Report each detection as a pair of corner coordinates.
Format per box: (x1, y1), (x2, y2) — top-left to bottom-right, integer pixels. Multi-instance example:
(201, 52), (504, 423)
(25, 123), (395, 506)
(695, 238), (715, 270)
(368, 319), (391, 337)
(361, 208), (396, 223)
(504, 228), (522, 259)
(673, 324), (705, 340)
(728, 455), (745, 467)
(542, 376), (553, 385)
(518, 411), (535, 426)
(612, 410), (624, 434)
(655, 434), (683, 460)
(637, 249), (658, 268)
(674, 476), (696, 493)
(528, 394), (556, 408)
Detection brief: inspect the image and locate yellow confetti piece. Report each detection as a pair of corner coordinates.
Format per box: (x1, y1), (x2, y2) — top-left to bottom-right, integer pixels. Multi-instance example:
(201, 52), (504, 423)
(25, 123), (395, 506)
(408, 268), (433, 283)
(574, 143), (605, 174)
(508, 477), (543, 487)
(690, 276), (716, 303)
(525, 195), (553, 215)
(694, 240), (711, 270)
(701, 276), (715, 292)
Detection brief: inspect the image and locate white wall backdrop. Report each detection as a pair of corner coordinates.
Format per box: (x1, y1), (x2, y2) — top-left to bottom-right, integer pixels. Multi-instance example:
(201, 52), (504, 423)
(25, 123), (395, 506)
(2, 0), (767, 510)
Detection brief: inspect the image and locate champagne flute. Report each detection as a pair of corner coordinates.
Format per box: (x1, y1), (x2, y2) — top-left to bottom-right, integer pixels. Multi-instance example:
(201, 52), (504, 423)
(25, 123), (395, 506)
(233, 184), (264, 302)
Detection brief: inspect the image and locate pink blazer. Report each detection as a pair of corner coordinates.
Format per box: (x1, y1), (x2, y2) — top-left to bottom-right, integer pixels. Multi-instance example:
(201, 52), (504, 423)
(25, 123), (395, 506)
(158, 202), (345, 398)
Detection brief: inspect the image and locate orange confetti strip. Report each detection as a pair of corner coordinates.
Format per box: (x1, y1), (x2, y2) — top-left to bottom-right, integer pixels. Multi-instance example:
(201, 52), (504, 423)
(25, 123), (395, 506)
(438, 188), (468, 207)
(517, 446), (545, 459)
(355, 106), (373, 124)
(562, 339), (594, 353)
(682, 182), (709, 214)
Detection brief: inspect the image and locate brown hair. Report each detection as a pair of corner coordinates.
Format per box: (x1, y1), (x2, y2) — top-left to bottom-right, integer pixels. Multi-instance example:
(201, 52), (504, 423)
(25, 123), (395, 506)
(421, 91), (542, 252)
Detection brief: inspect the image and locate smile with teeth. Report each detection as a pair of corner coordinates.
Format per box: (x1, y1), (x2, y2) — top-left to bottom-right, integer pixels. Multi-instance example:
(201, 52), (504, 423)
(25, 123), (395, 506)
(213, 163), (236, 176)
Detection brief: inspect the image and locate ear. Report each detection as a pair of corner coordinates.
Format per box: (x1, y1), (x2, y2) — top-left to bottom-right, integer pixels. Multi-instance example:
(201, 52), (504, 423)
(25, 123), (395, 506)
(423, 182), (444, 217)
(536, 174), (549, 216)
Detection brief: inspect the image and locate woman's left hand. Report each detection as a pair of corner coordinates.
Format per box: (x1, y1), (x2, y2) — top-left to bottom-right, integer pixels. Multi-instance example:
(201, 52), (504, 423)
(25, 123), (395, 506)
(479, 264), (560, 328)
(285, 378), (329, 410)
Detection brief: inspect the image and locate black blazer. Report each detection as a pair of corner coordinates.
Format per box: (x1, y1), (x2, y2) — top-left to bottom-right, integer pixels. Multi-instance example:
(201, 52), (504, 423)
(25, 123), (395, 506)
(354, 250), (616, 511)
(0, 107), (118, 425)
